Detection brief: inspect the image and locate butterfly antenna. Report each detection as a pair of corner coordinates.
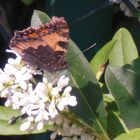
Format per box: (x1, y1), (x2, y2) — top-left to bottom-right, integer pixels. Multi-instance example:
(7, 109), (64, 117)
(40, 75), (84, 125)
(68, 43), (96, 62)
(82, 43), (96, 53)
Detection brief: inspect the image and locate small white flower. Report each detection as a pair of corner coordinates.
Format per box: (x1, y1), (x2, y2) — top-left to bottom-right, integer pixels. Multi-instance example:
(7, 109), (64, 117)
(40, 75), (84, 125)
(37, 121), (44, 130)
(35, 113), (43, 122)
(51, 87), (59, 96)
(19, 96), (28, 106)
(43, 77), (48, 84)
(0, 71), (11, 85)
(43, 111), (49, 120)
(48, 83), (53, 89)
(35, 82), (48, 97)
(19, 81), (27, 90)
(27, 116), (34, 122)
(64, 86), (72, 94)
(68, 96), (77, 106)
(57, 101), (65, 111)
(49, 101), (58, 118)
(28, 92), (39, 104)
(0, 83), (3, 91)
(50, 132), (57, 140)
(1, 89), (9, 97)
(8, 58), (17, 65)
(62, 137), (71, 140)
(57, 75), (69, 90)
(5, 99), (11, 107)
(20, 121), (31, 131)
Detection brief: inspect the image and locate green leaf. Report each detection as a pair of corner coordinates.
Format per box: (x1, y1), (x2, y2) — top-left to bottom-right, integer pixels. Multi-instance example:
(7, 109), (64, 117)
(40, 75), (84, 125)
(0, 106), (20, 121)
(104, 93), (125, 138)
(21, 0), (34, 5)
(90, 39), (116, 77)
(109, 28), (138, 66)
(125, 58), (140, 76)
(107, 111), (125, 139)
(0, 106), (48, 135)
(30, 10), (108, 139)
(31, 10), (50, 27)
(67, 40), (108, 139)
(114, 128), (140, 140)
(105, 65), (140, 130)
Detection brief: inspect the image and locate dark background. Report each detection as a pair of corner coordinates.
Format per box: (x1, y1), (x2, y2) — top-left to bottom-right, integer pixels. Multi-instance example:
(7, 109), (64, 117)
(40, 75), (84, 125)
(0, 0), (140, 139)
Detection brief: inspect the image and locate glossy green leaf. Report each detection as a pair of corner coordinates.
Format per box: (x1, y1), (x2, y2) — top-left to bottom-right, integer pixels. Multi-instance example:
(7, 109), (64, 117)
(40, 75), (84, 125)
(67, 40), (108, 139)
(30, 10), (108, 139)
(114, 128), (140, 140)
(107, 111), (125, 139)
(109, 28), (138, 66)
(90, 39), (116, 76)
(104, 93), (125, 138)
(125, 58), (140, 76)
(0, 106), (48, 135)
(105, 65), (140, 129)
(0, 106), (20, 121)
(30, 10), (50, 27)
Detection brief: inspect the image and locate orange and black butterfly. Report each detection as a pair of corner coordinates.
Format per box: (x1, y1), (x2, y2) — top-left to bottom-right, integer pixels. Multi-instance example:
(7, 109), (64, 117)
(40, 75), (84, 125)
(9, 17), (69, 72)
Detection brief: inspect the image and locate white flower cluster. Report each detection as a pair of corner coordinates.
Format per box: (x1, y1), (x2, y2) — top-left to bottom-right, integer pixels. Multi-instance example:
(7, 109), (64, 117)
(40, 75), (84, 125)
(49, 114), (95, 140)
(0, 52), (77, 132)
(110, 0), (140, 16)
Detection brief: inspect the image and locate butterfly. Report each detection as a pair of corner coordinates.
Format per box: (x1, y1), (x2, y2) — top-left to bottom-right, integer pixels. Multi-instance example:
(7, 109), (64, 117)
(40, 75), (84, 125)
(9, 16), (69, 72)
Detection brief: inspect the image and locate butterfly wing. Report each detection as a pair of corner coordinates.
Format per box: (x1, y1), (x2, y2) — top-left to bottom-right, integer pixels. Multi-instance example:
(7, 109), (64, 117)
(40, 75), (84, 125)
(9, 17), (69, 72)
